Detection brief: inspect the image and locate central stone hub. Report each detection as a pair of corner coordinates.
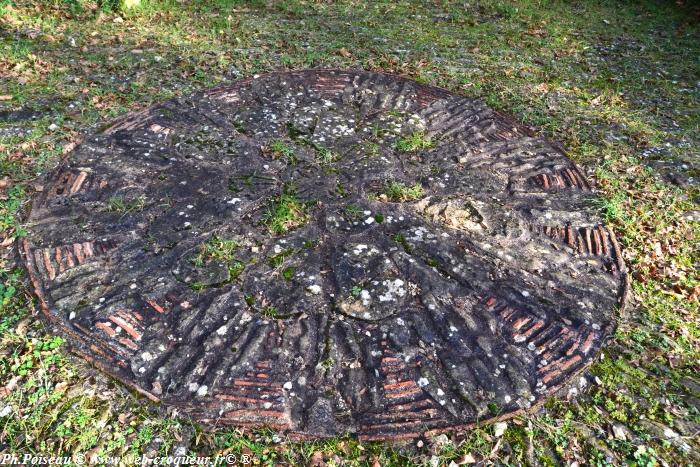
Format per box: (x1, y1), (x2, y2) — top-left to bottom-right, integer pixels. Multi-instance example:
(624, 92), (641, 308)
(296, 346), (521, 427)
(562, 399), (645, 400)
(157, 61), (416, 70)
(21, 70), (628, 440)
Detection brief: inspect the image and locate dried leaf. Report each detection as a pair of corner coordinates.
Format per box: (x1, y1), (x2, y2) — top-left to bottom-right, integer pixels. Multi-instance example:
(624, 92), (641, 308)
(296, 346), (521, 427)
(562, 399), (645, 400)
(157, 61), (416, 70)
(310, 452), (325, 467)
(55, 381), (69, 392)
(62, 141), (78, 155)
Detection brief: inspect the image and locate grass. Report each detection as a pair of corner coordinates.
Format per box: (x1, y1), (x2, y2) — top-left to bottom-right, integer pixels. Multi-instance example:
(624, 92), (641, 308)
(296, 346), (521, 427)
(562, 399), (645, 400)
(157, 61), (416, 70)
(342, 204), (363, 220)
(193, 236), (240, 266)
(315, 145), (340, 165)
(106, 196), (127, 213)
(395, 132), (433, 152)
(106, 195), (146, 214)
(0, 0), (698, 464)
(266, 248), (294, 268)
(267, 139), (297, 165)
(260, 306), (279, 319)
(262, 190), (311, 235)
(191, 236), (245, 284)
(282, 266), (296, 281)
(0, 185), (28, 238)
(382, 181), (424, 202)
(393, 233), (413, 254)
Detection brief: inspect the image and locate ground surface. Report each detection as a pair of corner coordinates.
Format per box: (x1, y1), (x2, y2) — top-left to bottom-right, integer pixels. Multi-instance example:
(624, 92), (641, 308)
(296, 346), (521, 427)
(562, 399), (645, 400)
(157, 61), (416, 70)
(0, 0), (698, 465)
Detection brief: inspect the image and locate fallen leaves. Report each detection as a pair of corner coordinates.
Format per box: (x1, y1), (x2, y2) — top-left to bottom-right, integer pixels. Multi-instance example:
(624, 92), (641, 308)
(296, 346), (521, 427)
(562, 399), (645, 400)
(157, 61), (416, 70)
(533, 82), (550, 94)
(62, 138), (81, 155)
(526, 28), (548, 37)
(54, 381), (69, 393)
(456, 453), (476, 464)
(0, 376), (20, 397)
(493, 421), (508, 437)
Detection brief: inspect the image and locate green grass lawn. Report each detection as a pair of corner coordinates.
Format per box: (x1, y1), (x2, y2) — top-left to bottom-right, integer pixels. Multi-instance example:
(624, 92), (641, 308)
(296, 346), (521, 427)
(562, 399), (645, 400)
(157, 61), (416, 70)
(1, 0), (698, 464)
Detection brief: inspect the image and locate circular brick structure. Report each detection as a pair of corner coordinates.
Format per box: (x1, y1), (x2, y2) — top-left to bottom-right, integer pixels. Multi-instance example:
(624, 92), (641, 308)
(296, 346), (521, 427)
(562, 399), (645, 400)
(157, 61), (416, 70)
(21, 70), (629, 440)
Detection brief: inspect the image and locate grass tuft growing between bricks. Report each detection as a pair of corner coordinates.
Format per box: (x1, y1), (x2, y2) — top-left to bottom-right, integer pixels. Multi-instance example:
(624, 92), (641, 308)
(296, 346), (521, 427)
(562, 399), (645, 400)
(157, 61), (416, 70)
(381, 181), (424, 202)
(395, 132), (433, 152)
(262, 190), (311, 235)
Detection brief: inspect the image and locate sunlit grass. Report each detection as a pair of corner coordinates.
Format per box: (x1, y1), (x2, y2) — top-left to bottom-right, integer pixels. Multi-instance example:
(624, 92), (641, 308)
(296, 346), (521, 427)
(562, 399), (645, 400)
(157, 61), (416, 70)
(263, 191), (311, 235)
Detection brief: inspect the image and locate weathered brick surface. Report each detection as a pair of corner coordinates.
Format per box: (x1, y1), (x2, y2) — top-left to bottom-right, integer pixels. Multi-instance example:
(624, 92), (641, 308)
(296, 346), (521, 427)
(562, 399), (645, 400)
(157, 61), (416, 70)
(20, 70), (629, 440)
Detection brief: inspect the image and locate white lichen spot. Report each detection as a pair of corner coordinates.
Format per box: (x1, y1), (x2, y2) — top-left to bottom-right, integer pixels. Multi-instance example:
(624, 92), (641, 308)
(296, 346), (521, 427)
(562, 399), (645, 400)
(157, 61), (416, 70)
(197, 385), (208, 396)
(216, 325), (228, 336)
(283, 381), (293, 390)
(307, 284), (322, 295)
(360, 289), (371, 306)
(378, 279), (406, 302)
(417, 377), (429, 387)
(352, 244), (368, 255)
